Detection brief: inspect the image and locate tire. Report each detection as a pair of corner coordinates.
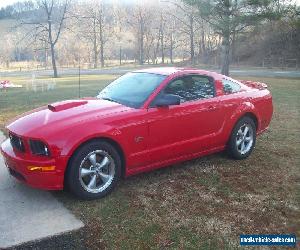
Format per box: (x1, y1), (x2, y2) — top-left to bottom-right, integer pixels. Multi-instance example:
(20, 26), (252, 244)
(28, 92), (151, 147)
(66, 140), (121, 200)
(228, 116), (256, 160)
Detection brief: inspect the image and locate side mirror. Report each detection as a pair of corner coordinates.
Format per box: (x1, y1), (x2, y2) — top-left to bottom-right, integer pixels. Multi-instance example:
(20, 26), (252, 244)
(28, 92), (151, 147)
(153, 94), (180, 107)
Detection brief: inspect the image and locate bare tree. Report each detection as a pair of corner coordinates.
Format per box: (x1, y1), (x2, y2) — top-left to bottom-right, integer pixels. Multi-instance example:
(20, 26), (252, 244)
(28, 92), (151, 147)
(16, 0), (69, 77)
(164, 0), (199, 65)
(77, 1), (114, 68)
(184, 0), (284, 75)
(95, 2), (105, 68)
(158, 13), (166, 64)
(0, 34), (15, 68)
(196, 20), (221, 65)
(2, 0), (295, 71)
(127, 5), (153, 65)
(167, 20), (177, 64)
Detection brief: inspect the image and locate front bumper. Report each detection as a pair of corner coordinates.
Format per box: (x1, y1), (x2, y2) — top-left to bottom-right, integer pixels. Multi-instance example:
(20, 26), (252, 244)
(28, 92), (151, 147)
(0, 139), (67, 190)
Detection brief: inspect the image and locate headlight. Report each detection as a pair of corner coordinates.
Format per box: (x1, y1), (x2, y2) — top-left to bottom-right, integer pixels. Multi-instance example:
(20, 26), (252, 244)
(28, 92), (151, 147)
(9, 132), (25, 152)
(29, 140), (50, 156)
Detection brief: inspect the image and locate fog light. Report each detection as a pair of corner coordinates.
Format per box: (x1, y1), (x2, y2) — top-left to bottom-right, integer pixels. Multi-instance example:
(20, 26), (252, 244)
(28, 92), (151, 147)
(27, 166), (56, 171)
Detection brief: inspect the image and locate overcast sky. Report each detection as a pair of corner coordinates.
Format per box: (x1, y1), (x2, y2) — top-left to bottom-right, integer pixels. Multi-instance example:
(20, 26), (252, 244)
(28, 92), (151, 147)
(0, 0), (20, 8)
(0, 0), (299, 8)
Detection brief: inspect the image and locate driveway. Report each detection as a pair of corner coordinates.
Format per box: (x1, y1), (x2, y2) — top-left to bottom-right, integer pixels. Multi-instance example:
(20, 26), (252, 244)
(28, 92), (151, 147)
(0, 132), (83, 249)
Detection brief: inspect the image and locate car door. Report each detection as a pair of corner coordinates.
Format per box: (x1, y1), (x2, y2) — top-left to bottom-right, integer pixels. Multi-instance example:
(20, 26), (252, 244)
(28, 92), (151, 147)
(146, 74), (225, 164)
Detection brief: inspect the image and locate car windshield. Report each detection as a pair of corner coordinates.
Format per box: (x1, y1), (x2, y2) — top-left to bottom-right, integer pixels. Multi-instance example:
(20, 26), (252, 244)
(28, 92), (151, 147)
(97, 72), (166, 108)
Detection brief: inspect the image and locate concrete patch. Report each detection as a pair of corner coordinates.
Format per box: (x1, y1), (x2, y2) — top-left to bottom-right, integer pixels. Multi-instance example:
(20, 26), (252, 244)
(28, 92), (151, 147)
(0, 132), (84, 249)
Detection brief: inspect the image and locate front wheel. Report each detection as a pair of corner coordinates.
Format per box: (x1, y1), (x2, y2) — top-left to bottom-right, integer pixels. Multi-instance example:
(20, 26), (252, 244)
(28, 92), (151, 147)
(66, 141), (121, 200)
(228, 117), (256, 159)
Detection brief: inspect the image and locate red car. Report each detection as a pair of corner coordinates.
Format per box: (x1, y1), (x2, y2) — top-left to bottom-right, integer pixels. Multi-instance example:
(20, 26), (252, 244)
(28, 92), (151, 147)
(0, 68), (273, 199)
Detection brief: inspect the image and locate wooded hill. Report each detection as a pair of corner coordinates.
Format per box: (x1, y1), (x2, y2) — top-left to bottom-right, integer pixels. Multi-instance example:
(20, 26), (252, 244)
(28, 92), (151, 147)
(0, 0), (299, 77)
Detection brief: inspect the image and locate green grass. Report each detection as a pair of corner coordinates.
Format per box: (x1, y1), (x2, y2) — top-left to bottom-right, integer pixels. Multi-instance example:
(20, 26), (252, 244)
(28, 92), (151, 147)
(1, 75), (299, 249)
(0, 74), (118, 134)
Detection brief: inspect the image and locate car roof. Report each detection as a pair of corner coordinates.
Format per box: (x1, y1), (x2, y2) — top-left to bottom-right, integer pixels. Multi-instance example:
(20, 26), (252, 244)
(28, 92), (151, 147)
(133, 67), (222, 79)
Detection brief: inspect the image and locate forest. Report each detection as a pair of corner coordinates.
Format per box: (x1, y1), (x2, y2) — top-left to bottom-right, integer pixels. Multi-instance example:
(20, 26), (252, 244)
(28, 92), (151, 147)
(0, 0), (299, 77)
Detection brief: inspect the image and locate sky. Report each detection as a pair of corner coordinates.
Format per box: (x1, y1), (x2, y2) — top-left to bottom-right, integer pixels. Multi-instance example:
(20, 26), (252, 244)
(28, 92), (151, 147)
(0, 0), (20, 8)
(0, 0), (299, 8)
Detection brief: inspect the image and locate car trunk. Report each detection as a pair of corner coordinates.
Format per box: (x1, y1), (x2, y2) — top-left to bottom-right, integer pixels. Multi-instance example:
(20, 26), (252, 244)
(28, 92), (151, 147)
(239, 80), (268, 90)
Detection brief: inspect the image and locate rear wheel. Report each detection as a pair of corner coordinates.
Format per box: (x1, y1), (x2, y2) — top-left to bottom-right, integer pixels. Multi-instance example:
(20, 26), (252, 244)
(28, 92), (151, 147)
(66, 140), (121, 200)
(228, 116), (256, 159)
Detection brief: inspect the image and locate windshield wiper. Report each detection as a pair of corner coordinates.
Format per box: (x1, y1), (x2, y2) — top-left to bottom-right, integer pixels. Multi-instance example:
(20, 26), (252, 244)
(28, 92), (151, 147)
(101, 97), (119, 104)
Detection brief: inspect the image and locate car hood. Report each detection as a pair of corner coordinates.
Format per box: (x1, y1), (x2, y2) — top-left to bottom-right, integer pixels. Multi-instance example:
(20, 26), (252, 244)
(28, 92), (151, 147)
(7, 98), (132, 137)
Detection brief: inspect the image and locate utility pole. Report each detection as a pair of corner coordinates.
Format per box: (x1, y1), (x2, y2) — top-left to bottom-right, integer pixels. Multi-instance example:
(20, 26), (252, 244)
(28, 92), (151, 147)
(78, 55), (81, 98)
(119, 46), (122, 66)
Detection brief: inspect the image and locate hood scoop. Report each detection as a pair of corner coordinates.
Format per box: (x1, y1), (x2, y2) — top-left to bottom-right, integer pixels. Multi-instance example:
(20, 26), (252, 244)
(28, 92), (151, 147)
(48, 100), (88, 112)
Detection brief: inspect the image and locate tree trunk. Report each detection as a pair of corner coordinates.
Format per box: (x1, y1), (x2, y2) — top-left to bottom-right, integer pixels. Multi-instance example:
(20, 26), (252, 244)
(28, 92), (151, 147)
(119, 46), (122, 66)
(99, 37), (104, 68)
(154, 28), (161, 64)
(44, 45), (48, 69)
(161, 29), (164, 64)
(50, 43), (58, 78)
(93, 17), (98, 69)
(99, 7), (105, 68)
(170, 33), (173, 64)
(48, 24), (58, 77)
(231, 30), (236, 64)
(190, 16), (195, 65)
(200, 22), (208, 63)
(139, 19), (144, 65)
(47, 11), (58, 78)
(160, 14), (165, 64)
(201, 23), (205, 54)
(221, 32), (230, 76)
(221, 4), (230, 76)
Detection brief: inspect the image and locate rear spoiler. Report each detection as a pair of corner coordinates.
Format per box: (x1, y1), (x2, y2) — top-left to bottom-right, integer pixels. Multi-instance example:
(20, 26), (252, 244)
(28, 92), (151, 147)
(239, 80), (268, 90)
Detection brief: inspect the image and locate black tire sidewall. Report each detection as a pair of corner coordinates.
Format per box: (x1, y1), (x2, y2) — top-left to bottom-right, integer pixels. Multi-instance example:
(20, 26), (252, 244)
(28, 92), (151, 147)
(66, 140), (121, 200)
(228, 117), (256, 160)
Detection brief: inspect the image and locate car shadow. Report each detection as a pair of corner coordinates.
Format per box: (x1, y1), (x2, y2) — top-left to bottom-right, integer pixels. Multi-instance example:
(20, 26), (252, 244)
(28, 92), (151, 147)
(52, 150), (232, 202)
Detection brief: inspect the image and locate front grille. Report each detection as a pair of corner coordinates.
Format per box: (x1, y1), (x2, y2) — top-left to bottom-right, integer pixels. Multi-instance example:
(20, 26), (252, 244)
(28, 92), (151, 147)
(9, 133), (25, 152)
(29, 140), (49, 156)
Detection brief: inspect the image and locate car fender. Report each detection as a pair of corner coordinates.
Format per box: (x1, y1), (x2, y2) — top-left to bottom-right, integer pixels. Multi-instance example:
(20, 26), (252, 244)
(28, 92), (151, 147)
(223, 101), (260, 142)
(54, 122), (126, 160)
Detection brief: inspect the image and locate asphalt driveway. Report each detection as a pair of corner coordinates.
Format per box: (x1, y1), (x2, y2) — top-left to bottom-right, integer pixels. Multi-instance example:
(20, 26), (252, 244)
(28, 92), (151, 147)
(0, 132), (83, 249)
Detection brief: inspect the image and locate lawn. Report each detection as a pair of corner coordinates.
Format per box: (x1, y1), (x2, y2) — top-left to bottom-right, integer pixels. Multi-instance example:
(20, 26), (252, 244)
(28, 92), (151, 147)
(0, 75), (299, 249)
(0, 74), (118, 135)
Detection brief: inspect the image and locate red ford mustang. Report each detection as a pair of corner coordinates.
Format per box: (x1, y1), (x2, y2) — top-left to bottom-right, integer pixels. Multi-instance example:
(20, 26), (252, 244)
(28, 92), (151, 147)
(0, 68), (273, 199)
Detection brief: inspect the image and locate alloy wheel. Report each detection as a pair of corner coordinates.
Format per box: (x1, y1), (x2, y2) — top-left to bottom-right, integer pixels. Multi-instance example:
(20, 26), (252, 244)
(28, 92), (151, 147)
(79, 150), (115, 193)
(236, 123), (254, 155)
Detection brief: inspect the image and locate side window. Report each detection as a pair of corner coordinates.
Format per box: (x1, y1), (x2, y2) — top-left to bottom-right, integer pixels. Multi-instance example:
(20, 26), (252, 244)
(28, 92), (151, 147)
(165, 79), (185, 94)
(191, 75), (215, 99)
(164, 75), (215, 103)
(222, 79), (241, 94)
